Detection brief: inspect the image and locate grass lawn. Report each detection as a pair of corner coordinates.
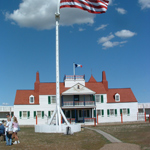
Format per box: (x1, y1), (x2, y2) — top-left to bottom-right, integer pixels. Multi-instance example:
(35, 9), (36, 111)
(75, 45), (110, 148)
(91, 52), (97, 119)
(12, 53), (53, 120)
(0, 127), (110, 150)
(94, 122), (150, 150)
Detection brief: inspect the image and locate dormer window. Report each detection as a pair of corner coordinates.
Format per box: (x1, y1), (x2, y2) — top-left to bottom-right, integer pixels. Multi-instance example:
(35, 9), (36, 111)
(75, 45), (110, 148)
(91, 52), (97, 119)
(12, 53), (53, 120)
(29, 95), (34, 104)
(77, 85), (80, 89)
(115, 93), (120, 102)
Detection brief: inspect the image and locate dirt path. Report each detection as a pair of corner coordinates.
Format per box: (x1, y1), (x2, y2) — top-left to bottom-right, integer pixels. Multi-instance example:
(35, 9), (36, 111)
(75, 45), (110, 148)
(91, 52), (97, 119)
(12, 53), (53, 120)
(100, 143), (141, 150)
(85, 127), (141, 150)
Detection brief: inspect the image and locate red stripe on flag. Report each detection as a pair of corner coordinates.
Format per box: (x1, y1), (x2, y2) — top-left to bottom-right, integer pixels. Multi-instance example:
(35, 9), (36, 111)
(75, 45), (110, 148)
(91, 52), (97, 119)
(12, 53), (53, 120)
(60, 0), (109, 14)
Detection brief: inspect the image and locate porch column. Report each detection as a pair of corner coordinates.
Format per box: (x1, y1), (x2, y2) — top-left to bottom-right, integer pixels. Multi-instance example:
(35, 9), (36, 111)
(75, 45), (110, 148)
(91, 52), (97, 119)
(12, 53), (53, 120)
(75, 109), (77, 123)
(83, 109), (84, 123)
(84, 95), (85, 106)
(73, 95), (74, 106)
(62, 95), (63, 106)
(62, 109), (65, 123)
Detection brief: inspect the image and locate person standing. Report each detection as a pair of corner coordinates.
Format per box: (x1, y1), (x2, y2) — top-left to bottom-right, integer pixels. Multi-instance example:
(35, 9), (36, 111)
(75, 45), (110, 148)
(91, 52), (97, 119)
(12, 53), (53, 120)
(6, 117), (13, 146)
(0, 121), (5, 136)
(12, 117), (20, 144)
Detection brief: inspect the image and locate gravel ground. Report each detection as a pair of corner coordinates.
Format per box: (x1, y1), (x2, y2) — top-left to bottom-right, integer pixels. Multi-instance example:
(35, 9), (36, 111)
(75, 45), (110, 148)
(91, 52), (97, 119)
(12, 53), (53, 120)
(100, 143), (141, 150)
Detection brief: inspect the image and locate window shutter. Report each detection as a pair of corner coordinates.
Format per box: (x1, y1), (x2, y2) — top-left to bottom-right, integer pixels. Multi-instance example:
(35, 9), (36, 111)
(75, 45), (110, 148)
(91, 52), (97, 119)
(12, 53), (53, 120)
(27, 111), (30, 119)
(48, 96), (51, 104)
(101, 95), (104, 103)
(102, 110), (104, 117)
(94, 110), (96, 117)
(93, 95), (95, 101)
(107, 109), (110, 117)
(127, 109), (130, 115)
(19, 111), (22, 119)
(120, 109), (122, 115)
(42, 111), (44, 119)
(48, 111), (51, 118)
(34, 111), (36, 119)
(115, 109), (117, 116)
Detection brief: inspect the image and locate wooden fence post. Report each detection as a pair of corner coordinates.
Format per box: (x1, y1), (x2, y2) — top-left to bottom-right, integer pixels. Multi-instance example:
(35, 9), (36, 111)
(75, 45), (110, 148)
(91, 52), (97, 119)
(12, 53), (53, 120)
(121, 113), (123, 123)
(94, 118), (96, 127)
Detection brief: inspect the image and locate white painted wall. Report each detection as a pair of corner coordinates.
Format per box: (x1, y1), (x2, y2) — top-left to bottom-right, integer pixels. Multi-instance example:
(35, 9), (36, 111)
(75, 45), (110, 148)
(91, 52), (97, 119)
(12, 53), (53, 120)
(96, 102), (138, 123)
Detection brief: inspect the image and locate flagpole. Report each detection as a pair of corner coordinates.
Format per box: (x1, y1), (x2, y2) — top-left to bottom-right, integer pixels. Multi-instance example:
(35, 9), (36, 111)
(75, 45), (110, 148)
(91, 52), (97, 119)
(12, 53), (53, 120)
(55, 0), (61, 131)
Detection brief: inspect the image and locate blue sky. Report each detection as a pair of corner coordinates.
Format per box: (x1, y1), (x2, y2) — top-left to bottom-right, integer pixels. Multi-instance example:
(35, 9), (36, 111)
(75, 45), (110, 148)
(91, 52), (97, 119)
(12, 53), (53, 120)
(0, 0), (150, 106)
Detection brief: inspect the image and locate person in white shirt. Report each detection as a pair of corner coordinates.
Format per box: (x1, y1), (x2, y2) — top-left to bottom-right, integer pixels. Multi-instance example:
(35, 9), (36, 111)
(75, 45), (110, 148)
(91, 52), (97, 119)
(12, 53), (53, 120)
(6, 117), (13, 146)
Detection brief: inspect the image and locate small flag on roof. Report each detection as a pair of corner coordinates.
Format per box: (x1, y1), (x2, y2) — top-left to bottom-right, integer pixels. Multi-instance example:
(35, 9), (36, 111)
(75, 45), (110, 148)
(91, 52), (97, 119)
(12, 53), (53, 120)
(75, 64), (82, 68)
(60, 0), (109, 14)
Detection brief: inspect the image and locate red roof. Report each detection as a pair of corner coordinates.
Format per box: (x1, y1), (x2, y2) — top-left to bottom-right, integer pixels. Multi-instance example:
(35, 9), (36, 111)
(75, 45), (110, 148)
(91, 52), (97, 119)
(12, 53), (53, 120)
(14, 72), (137, 105)
(14, 90), (39, 105)
(107, 88), (137, 103)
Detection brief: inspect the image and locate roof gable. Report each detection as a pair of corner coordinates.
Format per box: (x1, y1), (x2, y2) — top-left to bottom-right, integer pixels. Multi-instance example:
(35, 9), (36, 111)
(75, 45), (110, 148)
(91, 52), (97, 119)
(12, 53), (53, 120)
(62, 83), (95, 95)
(88, 75), (97, 83)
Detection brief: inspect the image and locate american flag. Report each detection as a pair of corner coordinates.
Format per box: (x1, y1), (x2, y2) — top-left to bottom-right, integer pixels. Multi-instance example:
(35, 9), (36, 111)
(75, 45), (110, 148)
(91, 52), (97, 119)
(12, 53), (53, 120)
(60, 0), (109, 14)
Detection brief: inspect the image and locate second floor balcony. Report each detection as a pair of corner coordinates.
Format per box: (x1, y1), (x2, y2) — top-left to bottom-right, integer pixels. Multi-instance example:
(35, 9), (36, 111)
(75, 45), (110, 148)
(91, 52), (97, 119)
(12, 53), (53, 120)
(61, 95), (96, 108)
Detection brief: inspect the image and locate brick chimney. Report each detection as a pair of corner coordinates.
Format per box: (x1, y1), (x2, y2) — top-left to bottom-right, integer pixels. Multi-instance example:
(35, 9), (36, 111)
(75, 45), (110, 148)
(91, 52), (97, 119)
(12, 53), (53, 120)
(102, 71), (108, 91)
(34, 72), (40, 93)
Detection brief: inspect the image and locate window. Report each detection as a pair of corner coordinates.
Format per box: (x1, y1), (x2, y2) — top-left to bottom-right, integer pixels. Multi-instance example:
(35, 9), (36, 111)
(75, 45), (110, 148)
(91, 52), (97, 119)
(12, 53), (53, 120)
(96, 95), (100, 102)
(51, 96), (56, 103)
(34, 111), (44, 119)
(115, 93), (120, 102)
(95, 95), (104, 103)
(23, 111), (27, 118)
(107, 109), (117, 117)
(48, 96), (56, 104)
(19, 111), (30, 119)
(29, 95), (34, 104)
(120, 108), (130, 116)
(97, 109), (104, 117)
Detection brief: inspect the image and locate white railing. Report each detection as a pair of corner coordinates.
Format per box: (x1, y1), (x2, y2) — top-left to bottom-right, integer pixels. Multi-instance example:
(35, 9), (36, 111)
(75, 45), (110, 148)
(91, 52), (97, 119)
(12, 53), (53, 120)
(63, 101), (95, 106)
(85, 101), (95, 106)
(64, 75), (85, 80)
(74, 101), (84, 106)
(63, 101), (73, 106)
(0, 106), (14, 111)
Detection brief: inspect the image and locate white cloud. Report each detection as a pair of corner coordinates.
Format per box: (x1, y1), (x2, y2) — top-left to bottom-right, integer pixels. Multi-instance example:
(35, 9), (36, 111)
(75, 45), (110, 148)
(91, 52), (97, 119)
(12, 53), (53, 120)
(139, 0), (150, 9)
(97, 30), (134, 49)
(115, 30), (137, 38)
(97, 33), (115, 44)
(95, 24), (108, 31)
(115, 8), (127, 14)
(5, 0), (95, 30)
(102, 41), (127, 49)
(79, 28), (86, 31)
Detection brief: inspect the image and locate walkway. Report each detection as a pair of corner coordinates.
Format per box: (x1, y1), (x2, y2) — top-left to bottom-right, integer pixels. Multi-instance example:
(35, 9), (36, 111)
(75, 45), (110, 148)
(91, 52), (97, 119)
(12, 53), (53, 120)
(85, 127), (122, 143)
(85, 127), (141, 150)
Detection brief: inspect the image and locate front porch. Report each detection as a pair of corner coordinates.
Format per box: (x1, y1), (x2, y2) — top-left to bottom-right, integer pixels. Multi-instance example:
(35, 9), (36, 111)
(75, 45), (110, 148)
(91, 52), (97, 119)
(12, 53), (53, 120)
(62, 108), (96, 124)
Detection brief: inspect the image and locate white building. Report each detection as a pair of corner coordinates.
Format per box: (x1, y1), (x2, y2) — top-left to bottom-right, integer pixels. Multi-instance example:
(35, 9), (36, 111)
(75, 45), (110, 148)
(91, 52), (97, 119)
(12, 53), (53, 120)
(12, 71), (139, 125)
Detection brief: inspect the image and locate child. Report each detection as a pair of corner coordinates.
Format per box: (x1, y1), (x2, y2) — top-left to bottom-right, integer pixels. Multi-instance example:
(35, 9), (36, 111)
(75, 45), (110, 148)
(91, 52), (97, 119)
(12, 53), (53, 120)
(12, 117), (20, 144)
